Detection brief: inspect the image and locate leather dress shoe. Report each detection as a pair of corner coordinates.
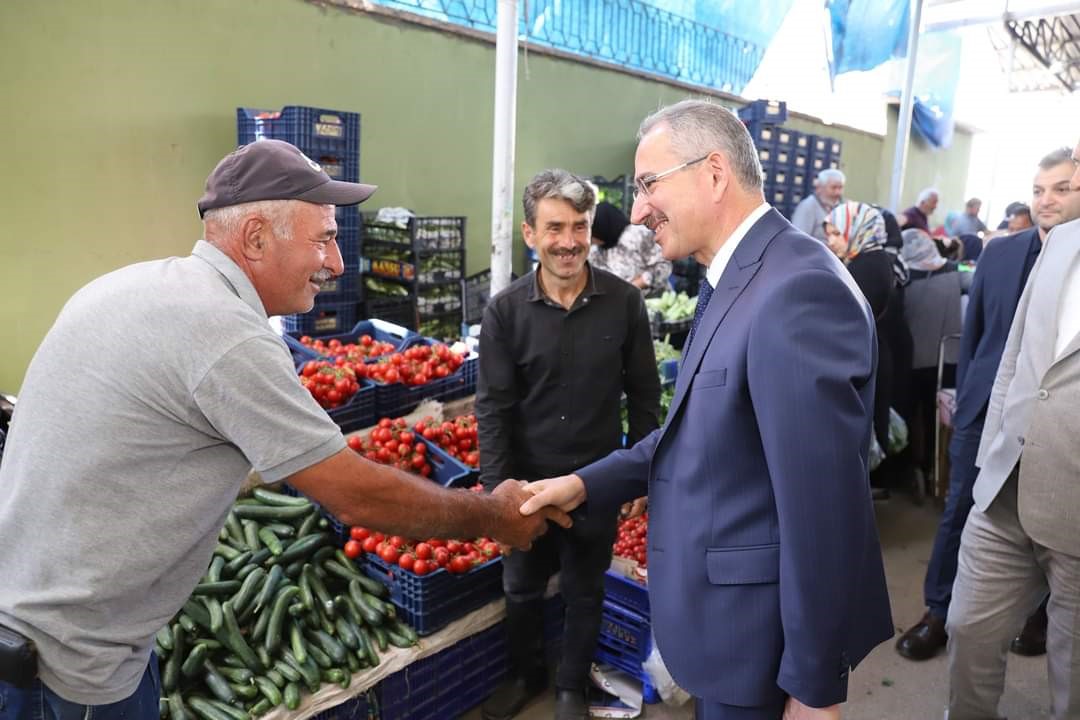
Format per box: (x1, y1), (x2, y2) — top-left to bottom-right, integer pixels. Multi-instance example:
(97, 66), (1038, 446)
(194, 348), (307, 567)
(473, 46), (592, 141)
(1011, 605), (1048, 656)
(481, 674), (548, 720)
(896, 611), (947, 661)
(554, 688), (589, 720)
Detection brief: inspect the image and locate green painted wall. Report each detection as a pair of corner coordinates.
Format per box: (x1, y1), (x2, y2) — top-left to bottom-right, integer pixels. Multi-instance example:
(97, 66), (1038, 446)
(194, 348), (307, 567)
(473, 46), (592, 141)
(0, 0), (971, 391)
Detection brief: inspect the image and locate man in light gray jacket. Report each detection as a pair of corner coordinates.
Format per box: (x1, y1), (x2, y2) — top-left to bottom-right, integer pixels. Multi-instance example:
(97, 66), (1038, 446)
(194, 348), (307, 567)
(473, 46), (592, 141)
(946, 141), (1080, 720)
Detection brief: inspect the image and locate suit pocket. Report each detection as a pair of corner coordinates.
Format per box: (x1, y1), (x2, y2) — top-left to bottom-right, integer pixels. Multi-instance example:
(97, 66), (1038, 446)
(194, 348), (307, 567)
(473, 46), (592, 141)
(705, 543), (780, 585)
(693, 369), (727, 389)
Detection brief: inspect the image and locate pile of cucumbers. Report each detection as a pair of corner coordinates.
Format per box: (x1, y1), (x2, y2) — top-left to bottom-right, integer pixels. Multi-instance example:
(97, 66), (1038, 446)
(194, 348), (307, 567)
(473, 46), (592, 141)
(156, 488), (417, 719)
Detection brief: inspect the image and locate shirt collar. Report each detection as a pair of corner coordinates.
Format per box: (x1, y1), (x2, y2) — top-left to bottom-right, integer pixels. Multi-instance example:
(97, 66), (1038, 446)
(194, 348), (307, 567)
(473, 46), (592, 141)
(705, 203), (771, 288)
(191, 240), (270, 319)
(527, 262), (603, 306)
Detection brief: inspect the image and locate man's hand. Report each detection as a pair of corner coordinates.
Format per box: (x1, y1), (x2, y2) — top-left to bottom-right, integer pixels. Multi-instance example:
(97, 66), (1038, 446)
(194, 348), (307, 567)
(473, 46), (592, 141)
(782, 698), (840, 720)
(620, 496), (648, 519)
(519, 474), (587, 515)
(488, 479), (572, 551)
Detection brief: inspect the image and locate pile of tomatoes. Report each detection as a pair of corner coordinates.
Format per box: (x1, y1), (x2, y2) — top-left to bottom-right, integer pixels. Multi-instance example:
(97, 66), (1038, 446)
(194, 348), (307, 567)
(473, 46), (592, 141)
(299, 334), (398, 361)
(613, 513), (648, 567)
(298, 361), (361, 409)
(342, 528), (500, 577)
(359, 343), (465, 387)
(412, 414), (479, 468)
(346, 417), (433, 477)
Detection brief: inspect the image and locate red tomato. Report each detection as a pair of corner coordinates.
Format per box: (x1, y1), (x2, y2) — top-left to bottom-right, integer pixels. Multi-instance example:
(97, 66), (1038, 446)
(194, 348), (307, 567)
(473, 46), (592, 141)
(343, 540), (363, 559)
(379, 545), (400, 564)
(362, 536), (379, 553)
(413, 559), (431, 576)
(388, 535), (406, 550)
(449, 556), (470, 574)
(350, 526), (370, 541)
(414, 542), (433, 560)
(398, 553), (415, 572)
(347, 436), (363, 452)
(446, 540), (462, 554)
(434, 547), (450, 566)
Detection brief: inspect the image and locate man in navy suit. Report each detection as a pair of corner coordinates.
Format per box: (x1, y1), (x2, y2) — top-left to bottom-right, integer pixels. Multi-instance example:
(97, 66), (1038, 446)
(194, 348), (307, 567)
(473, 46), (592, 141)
(895, 147), (1080, 662)
(519, 99), (893, 719)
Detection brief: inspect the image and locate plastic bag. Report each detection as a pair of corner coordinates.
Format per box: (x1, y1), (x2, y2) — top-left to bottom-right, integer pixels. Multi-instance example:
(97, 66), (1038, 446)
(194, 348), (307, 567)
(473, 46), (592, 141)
(887, 407), (909, 455)
(868, 433), (886, 472)
(641, 634), (691, 706)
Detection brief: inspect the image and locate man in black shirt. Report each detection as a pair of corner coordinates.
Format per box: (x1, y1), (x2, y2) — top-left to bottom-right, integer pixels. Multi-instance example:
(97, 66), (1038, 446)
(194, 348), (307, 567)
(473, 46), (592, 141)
(477, 169), (660, 720)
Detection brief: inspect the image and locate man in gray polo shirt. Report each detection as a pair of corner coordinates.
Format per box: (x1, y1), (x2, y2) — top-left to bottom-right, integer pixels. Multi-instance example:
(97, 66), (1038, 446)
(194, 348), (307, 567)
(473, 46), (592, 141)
(0, 140), (565, 716)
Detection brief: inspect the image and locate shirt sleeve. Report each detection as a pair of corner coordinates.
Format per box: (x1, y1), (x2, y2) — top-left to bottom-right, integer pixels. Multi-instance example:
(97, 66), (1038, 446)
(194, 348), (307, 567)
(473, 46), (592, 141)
(192, 335), (346, 483)
(476, 303), (518, 490)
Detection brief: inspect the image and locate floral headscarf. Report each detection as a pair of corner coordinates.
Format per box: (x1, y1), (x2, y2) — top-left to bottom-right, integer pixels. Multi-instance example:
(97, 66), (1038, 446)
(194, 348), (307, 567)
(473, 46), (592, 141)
(826, 201), (887, 263)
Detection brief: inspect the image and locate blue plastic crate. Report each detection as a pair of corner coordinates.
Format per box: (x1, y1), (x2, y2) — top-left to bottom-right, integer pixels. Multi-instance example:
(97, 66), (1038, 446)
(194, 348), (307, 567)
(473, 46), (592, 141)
(237, 105), (360, 159)
(604, 570), (650, 616)
(773, 126), (796, 152)
(308, 691), (376, 720)
(370, 339), (478, 418)
(281, 301), (358, 337)
(738, 99), (788, 124)
(379, 622), (507, 720)
(285, 319), (417, 363)
(360, 546), (503, 636)
(311, 271), (360, 309)
(595, 599), (661, 704)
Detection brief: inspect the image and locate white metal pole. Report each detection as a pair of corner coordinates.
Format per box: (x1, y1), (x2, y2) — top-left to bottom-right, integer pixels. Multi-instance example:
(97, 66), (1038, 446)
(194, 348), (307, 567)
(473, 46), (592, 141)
(888, 0), (925, 213)
(490, 0), (520, 297)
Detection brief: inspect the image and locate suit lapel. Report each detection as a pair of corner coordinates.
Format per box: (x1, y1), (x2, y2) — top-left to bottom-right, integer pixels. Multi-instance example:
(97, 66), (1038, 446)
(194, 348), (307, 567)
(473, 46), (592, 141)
(1046, 229), (1080, 369)
(1026, 228), (1079, 378)
(665, 210), (785, 428)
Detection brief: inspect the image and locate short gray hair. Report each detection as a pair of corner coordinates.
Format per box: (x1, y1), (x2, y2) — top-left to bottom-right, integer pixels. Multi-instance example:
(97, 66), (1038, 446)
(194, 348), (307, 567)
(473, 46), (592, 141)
(917, 187), (939, 205)
(638, 99), (763, 191)
(1038, 147), (1073, 170)
(817, 168), (846, 185)
(202, 199), (299, 241)
(522, 169), (597, 228)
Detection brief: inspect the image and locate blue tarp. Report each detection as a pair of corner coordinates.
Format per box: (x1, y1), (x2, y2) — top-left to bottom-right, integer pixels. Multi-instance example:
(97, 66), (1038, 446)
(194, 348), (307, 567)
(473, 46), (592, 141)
(827, 0), (961, 148)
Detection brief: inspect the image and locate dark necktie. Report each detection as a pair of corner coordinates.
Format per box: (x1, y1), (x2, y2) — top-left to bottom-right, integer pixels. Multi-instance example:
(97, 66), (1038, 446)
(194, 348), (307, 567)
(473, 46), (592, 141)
(685, 278), (714, 351)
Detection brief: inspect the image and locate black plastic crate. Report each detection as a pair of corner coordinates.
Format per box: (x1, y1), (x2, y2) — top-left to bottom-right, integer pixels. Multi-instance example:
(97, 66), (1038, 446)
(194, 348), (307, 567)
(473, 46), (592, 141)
(593, 174), (632, 214)
(462, 270), (491, 325)
(309, 691), (376, 720)
(417, 311), (463, 342)
(312, 271), (360, 309)
(417, 282), (462, 316)
(362, 214), (465, 252)
(281, 301), (358, 336)
(236, 105), (360, 159)
(364, 296), (417, 330)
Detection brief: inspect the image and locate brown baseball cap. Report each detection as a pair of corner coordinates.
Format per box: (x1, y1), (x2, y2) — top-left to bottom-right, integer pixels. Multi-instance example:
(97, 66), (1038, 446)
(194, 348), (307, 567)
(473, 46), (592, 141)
(197, 139), (377, 218)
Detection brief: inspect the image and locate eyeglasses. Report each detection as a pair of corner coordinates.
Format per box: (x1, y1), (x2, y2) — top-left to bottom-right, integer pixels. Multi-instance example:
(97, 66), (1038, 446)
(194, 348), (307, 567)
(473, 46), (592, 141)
(633, 154), (710, 198)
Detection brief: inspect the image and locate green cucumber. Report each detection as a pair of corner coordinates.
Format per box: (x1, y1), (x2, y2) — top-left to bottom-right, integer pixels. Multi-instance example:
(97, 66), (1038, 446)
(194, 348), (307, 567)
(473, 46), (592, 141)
(203, 660), (237, 704)
(269, 533), (329, 565)
(281, 649), (321, 690)
(207, 556), (226, 583)
(155, 626), (174, 652)
(167, 691), (192, 720)
(182, 599), (213, 631)
(252, 675), (283, 705)
(272, 659), (301, 683)
(371, 624), (389, 652)
(252, 487), (312, 507)
(283, 682), (301, 710)
(263, 522), (297, 538)
(289, 623), (307, 665)
(264, 585), (301, 653)
(304, 565), (335, 617)
(297, 511), (320, 538)
(223, 551), (253, 577)
(185, 697), (231, 720)
(265, 668), (286, 688)
(348, 581), (385, 625)
(305, 628), (347, 664)
(192, 580), (241, 596)
(216, 665), (254, 684)
(176, 614), (197, 635)
(359, 627), (381, 667)
(247, 699), (272, 717)
(229, 682), (258, 700)
(254, 566), (283, 613)
(225, 511), (246, 547)
(204, 597), (224, 634)
(334, 616), (360, 650)
(180, 643), (211, 678)
(221, 600), (263, 672)
(232, 567), (266, 616)
(233, 503), (313, 521)
(321, 667), (350, 688)
(214, 543), (242, 561)
(242, 520), (260, 552)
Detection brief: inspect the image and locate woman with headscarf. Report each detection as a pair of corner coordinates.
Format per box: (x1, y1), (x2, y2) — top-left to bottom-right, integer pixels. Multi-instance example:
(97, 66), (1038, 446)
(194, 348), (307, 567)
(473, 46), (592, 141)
(589, 201), (672, 297)
(823, 201), (898, 458)
(900, 228), (970, 490)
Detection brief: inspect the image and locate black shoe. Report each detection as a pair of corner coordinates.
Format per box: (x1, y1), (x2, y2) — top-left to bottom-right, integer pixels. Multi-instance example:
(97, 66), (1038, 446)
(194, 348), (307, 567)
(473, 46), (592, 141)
(896, 611), (947, 661)
(481, 674), (548, 720)
(554, 688), (588, 720)
(1011, 605), (1048, 656)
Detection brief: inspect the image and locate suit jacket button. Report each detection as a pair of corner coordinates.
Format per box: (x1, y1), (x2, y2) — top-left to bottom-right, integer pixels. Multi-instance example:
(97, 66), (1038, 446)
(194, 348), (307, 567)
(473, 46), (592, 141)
(1018, 436), (1025, 446)
(1038, 388), (1049, 400)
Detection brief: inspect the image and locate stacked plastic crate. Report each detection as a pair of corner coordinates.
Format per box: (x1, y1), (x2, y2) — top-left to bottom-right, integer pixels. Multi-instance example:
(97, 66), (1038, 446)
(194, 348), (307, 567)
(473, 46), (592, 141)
(596, 570), (660, 703)
(236, 105), (364, 335)
(360, 215), (467, 341)
(739, 100), (843, 221)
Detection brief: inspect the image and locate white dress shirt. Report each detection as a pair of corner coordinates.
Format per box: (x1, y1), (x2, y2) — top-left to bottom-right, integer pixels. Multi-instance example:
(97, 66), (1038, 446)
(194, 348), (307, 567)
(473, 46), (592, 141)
(705, 203), (772, 288)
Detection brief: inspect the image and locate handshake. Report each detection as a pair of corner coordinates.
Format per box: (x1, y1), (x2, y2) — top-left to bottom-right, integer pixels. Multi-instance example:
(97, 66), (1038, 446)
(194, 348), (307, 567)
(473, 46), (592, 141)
(485, 475), (588, 552)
